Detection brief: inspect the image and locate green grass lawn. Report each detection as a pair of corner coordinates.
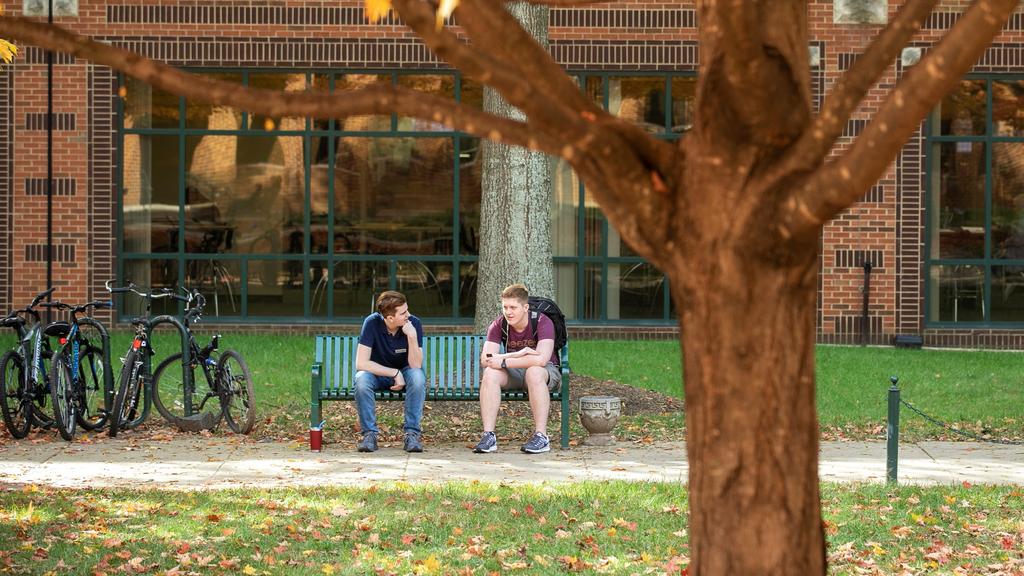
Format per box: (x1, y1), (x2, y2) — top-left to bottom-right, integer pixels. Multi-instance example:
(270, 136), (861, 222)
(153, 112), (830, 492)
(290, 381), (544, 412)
(0, 482), (1021, 575)
(2, 332), (1022, 440)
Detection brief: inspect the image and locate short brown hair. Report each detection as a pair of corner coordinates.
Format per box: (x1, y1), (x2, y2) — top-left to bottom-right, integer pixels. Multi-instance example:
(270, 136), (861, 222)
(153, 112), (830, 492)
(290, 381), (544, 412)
(376, 291), (407, 317)
(500, 283), (529, 305)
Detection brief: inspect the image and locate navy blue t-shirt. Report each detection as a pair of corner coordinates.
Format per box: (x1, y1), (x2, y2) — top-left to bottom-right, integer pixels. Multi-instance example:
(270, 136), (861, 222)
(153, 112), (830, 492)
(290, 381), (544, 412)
(357, 313), (424, 369)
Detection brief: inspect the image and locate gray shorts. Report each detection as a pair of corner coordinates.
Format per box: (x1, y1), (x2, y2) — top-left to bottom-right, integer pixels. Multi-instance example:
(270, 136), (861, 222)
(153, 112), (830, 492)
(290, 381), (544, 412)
(503, 362), (561, 392)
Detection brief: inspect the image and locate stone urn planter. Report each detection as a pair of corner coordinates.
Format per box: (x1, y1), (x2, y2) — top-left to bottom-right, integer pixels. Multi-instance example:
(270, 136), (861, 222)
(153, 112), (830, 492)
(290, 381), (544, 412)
(579, 396), (622, 446)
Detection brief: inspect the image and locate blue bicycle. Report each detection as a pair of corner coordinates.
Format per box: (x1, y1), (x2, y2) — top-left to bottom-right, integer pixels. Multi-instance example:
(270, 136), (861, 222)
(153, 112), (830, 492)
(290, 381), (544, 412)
(40, 298), (114, 440)
(0, 288), (57, 438)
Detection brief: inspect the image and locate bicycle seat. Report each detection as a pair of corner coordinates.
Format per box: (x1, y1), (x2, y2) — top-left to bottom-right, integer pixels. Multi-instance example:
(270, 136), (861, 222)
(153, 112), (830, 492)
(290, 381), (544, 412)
(43, 322), (71, 338)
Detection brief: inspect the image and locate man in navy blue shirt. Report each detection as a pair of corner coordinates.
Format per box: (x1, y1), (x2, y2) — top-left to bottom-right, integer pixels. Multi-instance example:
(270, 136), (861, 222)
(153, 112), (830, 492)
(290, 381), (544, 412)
(354, 291), (426, 453)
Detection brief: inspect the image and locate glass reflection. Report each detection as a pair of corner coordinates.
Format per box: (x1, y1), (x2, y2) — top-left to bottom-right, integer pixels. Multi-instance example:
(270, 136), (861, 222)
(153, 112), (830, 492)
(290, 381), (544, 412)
(334, 137), (454, 255)
(248, 73), (307, 131)
(397, 74), (454, 131)
(122, 135), (179, 253)
(397, 261), (451, 317)
(186, 73), (242, 129)
(609, 262), (664, 320)
(335, 74), (391, 132)
(459, 137), (482, 256)
(247, 260), (304, 316)
(671, 77), (697, 133)
(329, 261), (388, 318)
(553, 159), (579, 257)
(993, 81), (1024, 136)
(609, 76), (666, 133)
(934, 79), (986, 136)
(930, 265), (985, 322)
(184, 135), (305, 261)
(992, 143), (1024, 262)
(930, 142), (985, 259)
(123, 76), (179, 129)
(554, 263), (576, 320)
(458, 262), (478, 318)
(121, 259), (179, 316)
(185, 259), (240, 317)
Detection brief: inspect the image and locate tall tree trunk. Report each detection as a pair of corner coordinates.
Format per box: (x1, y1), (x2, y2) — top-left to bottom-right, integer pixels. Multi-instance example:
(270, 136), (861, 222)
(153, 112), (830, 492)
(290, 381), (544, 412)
(676, 232), (824, 574)
(473, 2), (554, 333)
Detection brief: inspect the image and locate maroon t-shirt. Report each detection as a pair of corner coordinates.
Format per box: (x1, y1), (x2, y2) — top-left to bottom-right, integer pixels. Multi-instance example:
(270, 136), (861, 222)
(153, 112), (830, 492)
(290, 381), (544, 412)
(486, 312), (559, 366)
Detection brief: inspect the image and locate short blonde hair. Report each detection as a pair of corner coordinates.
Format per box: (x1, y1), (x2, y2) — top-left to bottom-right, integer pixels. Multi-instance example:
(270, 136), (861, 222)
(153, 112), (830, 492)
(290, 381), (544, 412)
(500, 283), (529, 305)
(376, 291), (407, 317)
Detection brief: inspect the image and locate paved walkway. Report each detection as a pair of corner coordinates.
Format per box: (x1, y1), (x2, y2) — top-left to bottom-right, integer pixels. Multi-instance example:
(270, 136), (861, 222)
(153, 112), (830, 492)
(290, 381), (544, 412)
(0, 437), (1021, 489)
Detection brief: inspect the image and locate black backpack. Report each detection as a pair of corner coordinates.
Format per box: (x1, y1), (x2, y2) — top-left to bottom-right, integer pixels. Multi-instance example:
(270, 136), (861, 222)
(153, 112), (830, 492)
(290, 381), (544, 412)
(502, 296), (568, 355)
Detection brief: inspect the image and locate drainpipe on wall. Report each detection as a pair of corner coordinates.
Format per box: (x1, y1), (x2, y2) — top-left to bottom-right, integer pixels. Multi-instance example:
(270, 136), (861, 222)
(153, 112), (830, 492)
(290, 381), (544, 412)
(45, 0), (53, 312)
(861, 260), (873, 346)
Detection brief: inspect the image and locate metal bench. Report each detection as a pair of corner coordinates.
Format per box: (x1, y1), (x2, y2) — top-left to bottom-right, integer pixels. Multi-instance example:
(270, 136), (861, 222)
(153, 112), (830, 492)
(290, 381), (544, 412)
(310, 334), (570, 450)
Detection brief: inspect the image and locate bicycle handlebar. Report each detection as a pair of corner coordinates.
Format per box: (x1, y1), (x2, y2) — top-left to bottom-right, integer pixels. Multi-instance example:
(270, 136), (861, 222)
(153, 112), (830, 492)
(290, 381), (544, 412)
(30, 287), (56, 308)
(106, 280), (191, 304)
(38, 299), (113, 314)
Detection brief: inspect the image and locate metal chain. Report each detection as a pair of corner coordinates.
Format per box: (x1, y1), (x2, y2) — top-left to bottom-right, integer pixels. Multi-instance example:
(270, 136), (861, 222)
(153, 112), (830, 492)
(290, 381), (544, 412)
(899, 399), (1024, 446)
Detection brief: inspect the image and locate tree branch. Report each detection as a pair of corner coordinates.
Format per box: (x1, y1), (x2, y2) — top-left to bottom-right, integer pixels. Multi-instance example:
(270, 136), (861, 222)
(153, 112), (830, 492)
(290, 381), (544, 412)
(757, 0), (939, 193)
(0, 15), (564, 155)
(390, 0), (537, 106)
(780, 0), (1021, 242)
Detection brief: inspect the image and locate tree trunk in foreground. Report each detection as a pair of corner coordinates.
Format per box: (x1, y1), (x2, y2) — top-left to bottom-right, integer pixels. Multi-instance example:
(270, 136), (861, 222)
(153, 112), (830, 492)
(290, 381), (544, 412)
(676, 224), (823, 574)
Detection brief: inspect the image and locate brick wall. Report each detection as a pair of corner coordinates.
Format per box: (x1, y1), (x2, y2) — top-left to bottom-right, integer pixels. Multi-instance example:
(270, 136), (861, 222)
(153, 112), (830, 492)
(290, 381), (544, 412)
(2, 0), (1024, 348)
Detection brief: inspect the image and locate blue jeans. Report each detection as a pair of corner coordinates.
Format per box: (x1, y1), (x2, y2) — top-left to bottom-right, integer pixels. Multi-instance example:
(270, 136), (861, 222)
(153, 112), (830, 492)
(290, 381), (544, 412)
(353, 367), (426, 435)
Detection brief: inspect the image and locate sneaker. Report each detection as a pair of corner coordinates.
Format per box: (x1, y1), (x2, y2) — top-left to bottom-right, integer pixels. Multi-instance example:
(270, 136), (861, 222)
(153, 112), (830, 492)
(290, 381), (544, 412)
(357, 432), (378, 453)
(472, 431), (497, 453)
(520, 432), (550, 454)
(404, 432), (423, 453)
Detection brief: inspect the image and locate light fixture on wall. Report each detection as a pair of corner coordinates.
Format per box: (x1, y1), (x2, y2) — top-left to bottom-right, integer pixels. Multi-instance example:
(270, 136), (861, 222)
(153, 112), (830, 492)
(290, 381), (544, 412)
(22, 0), (76, 17)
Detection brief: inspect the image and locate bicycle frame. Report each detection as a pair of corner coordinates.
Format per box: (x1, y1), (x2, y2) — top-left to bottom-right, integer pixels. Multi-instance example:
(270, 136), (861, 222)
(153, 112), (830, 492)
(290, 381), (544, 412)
(51, 316), (115, 418)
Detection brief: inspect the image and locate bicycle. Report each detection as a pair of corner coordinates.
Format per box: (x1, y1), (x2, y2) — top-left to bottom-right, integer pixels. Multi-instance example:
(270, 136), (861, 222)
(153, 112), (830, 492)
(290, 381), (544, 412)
(152, 289), (256, 434)
(38, 298), (114, 440)
(106, 281), (190, 438)
(0, 288), (57, 438)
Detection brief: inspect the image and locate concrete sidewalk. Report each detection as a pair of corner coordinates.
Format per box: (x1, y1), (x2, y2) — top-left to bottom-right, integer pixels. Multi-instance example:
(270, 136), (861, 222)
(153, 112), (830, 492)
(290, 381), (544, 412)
(1, 437), (1022, 489)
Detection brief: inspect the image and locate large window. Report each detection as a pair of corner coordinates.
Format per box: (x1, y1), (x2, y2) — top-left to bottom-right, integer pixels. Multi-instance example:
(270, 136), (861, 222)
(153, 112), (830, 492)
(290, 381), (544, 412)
(927, 77), (1024, 324)
(119, 70), (694, 323)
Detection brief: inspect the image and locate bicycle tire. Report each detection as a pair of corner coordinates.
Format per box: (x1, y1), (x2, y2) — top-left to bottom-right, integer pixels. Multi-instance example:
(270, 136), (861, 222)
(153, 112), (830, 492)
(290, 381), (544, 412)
(152, 353), (222, 426)
(50, 354), (76, 441)
(109, 349), (143, 438)
(0, 351), (31, 439)
(29, 354), (54, 430)
(217, 350), (256, 435)
(75, 345), (107, 431)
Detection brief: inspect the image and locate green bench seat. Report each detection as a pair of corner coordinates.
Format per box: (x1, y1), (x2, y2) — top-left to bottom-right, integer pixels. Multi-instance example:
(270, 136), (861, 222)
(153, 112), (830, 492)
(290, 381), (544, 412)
(310, 334), (570, 450)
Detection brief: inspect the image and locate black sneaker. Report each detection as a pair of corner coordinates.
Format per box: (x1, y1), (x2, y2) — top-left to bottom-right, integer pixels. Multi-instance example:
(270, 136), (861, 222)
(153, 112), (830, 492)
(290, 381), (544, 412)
(472, 431), (497, 453)
(357, 432), (378, 453)
(404, 432), (423, 453)
(520, 432), (550, 454)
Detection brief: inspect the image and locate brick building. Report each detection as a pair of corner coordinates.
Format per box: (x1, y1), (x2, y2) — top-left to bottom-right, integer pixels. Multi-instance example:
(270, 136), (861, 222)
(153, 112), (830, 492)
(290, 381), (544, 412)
(1, 0), (1023, 346)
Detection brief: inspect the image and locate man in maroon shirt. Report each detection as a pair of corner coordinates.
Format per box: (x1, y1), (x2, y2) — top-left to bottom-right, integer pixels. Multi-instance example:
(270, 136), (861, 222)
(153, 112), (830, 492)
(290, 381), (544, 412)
(473, 284), (561, 454)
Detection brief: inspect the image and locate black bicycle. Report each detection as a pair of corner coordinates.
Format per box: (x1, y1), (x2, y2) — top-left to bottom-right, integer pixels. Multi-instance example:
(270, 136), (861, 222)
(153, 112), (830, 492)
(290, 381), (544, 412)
(39, 299), (114, 440)
(151, 289), (255, 434)
(0, 288), (57, 438)
(106, 281), (190, 437)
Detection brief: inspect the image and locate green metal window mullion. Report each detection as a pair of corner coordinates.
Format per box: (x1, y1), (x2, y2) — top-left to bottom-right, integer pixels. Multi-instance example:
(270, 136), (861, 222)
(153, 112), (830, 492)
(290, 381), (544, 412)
(303, 132), (312, 318)
(176, 129), (187, 316)
(240, 259), (248, 317)
(984, 79), (994, 322)
(115, 74), (126, 319)
(327, 74), (337, 318)
(390, 71), (398, 132)
(452, 136), (462, 319)
(663, 76), (672, 133)
(576, 167), (586, 321)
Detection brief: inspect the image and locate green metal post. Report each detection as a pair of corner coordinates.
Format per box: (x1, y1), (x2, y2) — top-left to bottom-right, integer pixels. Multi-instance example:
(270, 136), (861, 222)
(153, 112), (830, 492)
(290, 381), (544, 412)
(886, 376), (900, 484)
(310, 363), (322, 428)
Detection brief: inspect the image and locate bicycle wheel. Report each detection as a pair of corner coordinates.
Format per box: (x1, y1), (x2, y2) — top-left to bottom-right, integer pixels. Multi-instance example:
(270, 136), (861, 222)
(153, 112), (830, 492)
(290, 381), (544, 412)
(217, 350), (255, 434)
(29, 354), (54, 430)
(109, 349), (144, 438)
(152, 353), (221, 426)
(50, 354), (77, 441)
(75, 345), (107, 431)
(0, 351), (31, 439)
